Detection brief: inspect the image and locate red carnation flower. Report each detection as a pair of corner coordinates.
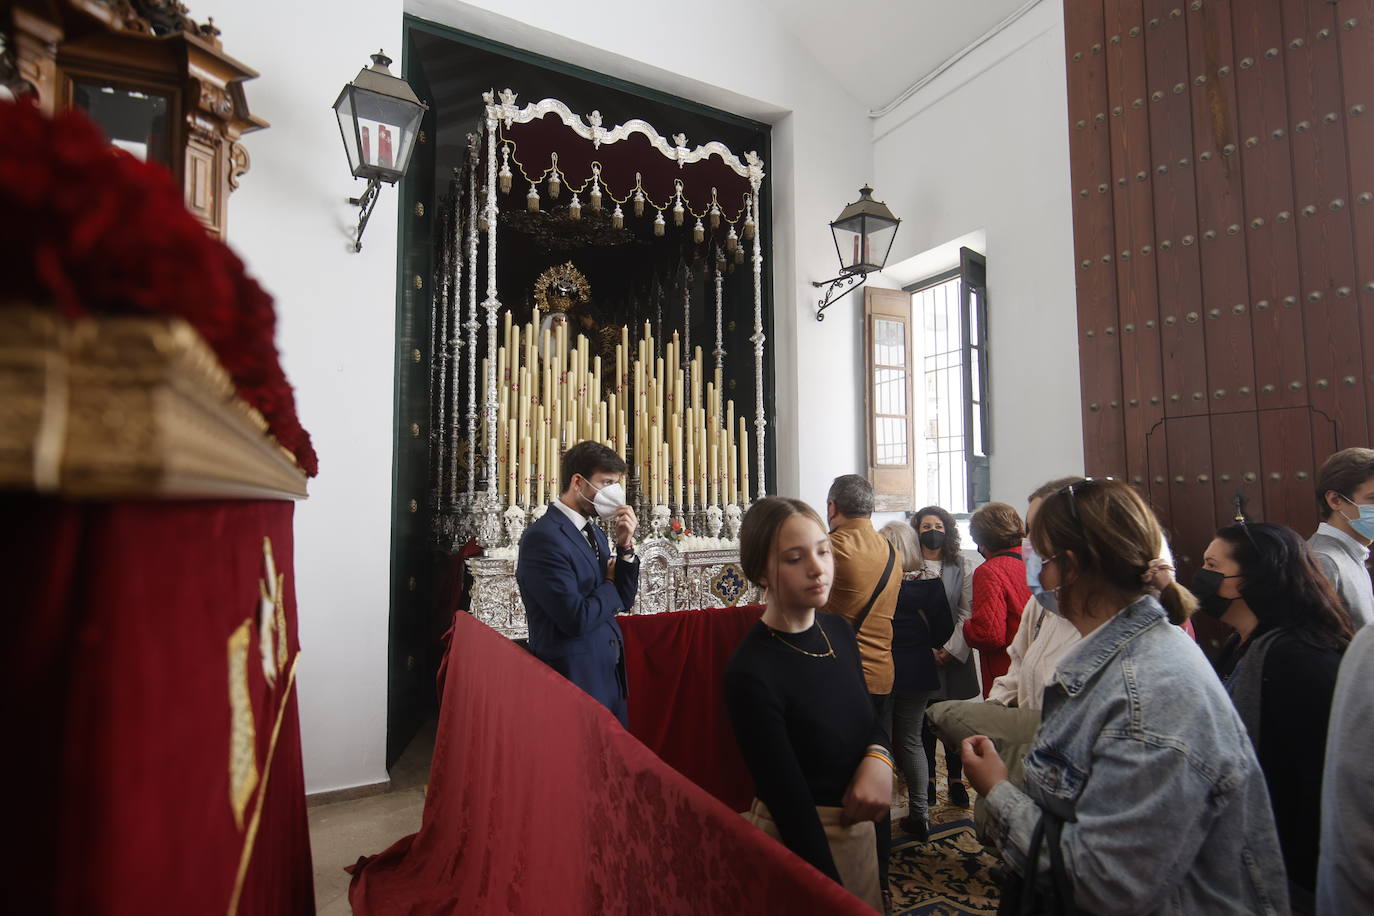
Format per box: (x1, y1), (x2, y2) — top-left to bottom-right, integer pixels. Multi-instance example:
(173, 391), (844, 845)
(0, 99), (317, 476)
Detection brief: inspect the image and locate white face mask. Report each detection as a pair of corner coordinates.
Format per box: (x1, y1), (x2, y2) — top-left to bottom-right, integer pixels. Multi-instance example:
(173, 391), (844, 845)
(590, 481), (626, 522)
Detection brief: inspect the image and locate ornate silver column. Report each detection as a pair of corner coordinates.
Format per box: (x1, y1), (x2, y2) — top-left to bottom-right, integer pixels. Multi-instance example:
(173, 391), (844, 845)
(713, 253), (724, 401)
(430, 185), (448, 512)
(464, 135), (480, 512)
(446, 171), (463, 512)
(747, 169), (767, 500)
(475, 92), (505, 547)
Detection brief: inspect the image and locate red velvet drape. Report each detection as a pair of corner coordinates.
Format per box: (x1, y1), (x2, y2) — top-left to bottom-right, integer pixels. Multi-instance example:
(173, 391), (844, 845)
(3, 494), (314, 915)
(620, 605), (763, 813)
(348, 611), (872, 915)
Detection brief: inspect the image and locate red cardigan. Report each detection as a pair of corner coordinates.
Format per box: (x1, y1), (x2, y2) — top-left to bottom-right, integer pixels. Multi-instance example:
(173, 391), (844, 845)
(964, 547), (1032, 697)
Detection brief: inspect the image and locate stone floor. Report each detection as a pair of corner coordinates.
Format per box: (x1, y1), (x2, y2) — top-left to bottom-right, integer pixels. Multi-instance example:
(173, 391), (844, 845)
(308, 718), (435, 914)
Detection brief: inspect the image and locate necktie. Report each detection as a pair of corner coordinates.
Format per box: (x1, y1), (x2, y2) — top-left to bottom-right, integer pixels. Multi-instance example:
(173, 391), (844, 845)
(582, 521), (602, 562)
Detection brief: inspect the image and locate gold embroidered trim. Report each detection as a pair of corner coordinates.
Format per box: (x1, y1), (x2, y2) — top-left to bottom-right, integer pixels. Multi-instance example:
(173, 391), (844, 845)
(262, 536), (289, 673)
(227, 620), (259, 831)
(226, 654), (299, 916)
(273, 572), (288, 670)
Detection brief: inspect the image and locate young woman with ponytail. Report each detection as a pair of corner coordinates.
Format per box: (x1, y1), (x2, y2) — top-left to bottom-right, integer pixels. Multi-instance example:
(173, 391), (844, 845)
(960, 478), (1289, 915)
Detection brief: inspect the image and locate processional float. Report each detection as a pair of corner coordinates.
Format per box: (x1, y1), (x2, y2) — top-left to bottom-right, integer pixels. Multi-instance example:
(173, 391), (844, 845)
(429, 91), (770, 634)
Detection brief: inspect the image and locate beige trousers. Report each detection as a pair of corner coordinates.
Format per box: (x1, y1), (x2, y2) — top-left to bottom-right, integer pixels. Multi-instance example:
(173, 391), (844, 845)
(742, 798), (882, 912)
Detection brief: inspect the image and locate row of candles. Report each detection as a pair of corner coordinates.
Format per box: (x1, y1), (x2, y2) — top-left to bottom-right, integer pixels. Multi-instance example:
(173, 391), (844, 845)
(482, 307), (751, 511)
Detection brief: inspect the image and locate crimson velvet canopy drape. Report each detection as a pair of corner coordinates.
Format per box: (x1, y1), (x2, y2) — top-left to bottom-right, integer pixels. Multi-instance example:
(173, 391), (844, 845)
(4, 494), (314, 915)
(348, 609), (873, 915)
(620, 604), (763, 813)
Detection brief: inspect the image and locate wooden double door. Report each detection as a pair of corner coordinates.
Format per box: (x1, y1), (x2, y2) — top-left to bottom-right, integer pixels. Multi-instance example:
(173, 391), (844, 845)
(1064, 0), (1374, 572)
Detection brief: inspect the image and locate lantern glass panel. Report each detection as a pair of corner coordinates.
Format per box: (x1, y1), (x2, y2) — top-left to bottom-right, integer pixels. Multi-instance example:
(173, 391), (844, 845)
(832, 223), (863, 272)
(74, 82), (172, 166)
(863, 219), (899, 271)
(334, 89), (362, 176)
(341, 86), (425, 183)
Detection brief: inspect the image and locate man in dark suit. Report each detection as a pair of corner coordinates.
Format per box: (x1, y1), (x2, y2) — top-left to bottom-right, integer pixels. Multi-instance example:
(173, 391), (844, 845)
(516, 440), (640, 725)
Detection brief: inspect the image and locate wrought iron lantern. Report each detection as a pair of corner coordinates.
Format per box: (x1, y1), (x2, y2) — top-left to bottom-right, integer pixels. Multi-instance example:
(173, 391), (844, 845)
(813, 185), (901, 320)
(333, 50), (427, 251)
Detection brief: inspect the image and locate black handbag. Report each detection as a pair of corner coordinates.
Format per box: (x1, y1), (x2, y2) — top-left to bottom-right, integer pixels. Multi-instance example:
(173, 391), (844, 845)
(995, 810), (1082, 916)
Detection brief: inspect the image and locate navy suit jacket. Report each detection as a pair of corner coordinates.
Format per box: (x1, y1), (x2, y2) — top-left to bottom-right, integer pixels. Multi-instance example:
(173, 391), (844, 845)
(516, 503), (640, 722)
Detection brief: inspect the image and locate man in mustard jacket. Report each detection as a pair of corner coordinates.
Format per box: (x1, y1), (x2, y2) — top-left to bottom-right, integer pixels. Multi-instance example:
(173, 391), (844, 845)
(821, 473), (900, 901)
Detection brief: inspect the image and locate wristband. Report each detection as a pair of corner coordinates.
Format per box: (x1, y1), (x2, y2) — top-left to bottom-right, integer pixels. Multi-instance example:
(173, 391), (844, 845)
(864, 750), (894, 770)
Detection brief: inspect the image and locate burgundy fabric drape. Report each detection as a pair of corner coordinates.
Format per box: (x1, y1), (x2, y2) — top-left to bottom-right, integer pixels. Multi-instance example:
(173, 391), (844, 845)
(502, 116), (755, 216)
(348, 611), (872, 915)
(620, 605), (764, 813)
(3, 494), (314, 915)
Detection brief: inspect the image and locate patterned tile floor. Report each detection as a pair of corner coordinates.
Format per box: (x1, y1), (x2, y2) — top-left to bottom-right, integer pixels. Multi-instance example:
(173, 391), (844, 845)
(887, 758), (1000, 915)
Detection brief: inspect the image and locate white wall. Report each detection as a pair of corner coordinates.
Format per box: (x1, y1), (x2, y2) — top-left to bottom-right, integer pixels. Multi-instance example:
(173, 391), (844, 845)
(204, 0), (876, 792)
(202, 0), (405, 793)
(872, 0), (1083, 513)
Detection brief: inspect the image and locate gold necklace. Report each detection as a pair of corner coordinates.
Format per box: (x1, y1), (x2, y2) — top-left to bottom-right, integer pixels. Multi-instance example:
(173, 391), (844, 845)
(768, 621), (836, 658)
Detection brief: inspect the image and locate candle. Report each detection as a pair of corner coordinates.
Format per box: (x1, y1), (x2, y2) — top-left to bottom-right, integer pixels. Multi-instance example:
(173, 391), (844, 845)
(660, 440), (670, 507)
(536, 411), (547, 506)
(726, 441), (736, 506)
(686, 420), (695, 508)
(672, 425), (683, 508)
(518, 366), (529, 439)
(714, 439), (725, 508)
(649, 423), (660, 504)
(519, 434), (530, 506)
(739, 417), (750, 503)
(507, 425), (518, 507)
(498, 386), (509, 497)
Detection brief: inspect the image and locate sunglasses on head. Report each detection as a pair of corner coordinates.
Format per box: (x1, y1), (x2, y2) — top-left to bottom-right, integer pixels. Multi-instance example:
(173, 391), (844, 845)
(1057, 477), (1114, 523)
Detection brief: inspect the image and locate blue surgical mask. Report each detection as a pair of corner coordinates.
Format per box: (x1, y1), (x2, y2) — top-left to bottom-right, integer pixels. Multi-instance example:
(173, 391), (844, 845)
(1339, 493), (1374, 539)
(1023, 540), (1063, 616)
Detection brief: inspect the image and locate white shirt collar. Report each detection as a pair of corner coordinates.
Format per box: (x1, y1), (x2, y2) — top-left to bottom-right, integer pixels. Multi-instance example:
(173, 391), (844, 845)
(1318, 521), (1371, 559)
(552, 497), (591, 529)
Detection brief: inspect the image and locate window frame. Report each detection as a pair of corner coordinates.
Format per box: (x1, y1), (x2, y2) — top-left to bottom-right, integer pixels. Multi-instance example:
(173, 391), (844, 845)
(905, 247), (990, 513)
(862, 287), (916, 511)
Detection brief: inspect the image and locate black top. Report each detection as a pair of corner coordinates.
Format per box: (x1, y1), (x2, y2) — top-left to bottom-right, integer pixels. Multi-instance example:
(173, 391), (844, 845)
(723, 611), (890, 882)
(891, 576), (954, 693)
(1219, 629), (1345, 900)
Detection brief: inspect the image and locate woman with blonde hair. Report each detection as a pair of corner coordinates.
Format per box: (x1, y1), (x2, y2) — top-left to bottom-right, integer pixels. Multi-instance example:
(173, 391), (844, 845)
(962, 479), (1288, 914)
(725, 497), (892, 910)
(879, 523), (954, 840)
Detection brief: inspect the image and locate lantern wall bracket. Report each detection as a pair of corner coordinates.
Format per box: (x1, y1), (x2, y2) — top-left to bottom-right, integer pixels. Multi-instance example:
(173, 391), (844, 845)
(349, 176), (382, 252)
(812, 271), (867, 321)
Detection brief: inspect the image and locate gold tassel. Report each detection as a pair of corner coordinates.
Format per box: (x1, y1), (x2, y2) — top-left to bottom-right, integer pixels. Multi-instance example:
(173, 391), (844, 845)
(527, 185), (540, 212)
(568, 194), (581, 220)
(611, 204), (624, 229)
(693, 218), (705, 244)
(654, 211), (665, 236)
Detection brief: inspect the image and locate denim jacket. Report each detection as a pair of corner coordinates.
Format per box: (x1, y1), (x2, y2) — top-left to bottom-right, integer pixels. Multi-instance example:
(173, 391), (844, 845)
(984, 597), (1289, 915)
